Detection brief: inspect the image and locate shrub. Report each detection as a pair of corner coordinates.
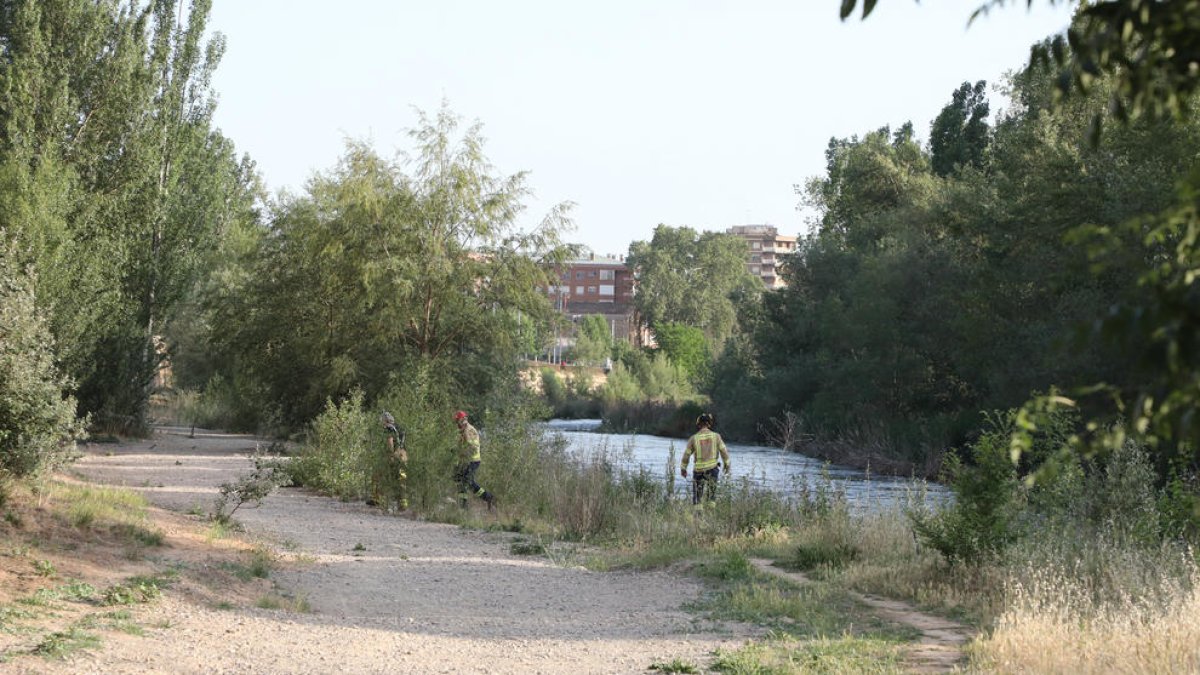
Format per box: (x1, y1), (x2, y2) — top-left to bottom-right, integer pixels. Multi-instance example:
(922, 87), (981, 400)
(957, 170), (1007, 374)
(541, 369), (566, 408)
(212, 447), (292, 524)
(0, 244), (84, 477)
(290, 389), (373, 501)
(910, 411), (1022, 565)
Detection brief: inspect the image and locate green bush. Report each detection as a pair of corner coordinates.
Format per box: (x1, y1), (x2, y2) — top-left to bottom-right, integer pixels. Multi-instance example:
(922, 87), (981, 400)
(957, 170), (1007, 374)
(0, 245), (84, 477)
(541, 368), (566, 408)
(910, 411), (1023, 566)
(291, 389), (374, 501)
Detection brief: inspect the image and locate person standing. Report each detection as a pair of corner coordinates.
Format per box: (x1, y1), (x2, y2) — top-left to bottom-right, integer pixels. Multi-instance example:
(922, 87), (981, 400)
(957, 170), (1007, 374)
(453, 410), (495, 511)
(680, 413), (729, 505)
(373, 412), (409, 512)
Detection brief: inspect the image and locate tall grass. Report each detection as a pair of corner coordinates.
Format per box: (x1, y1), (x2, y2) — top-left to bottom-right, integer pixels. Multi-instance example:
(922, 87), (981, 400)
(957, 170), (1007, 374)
(975, 549), (1200, 673)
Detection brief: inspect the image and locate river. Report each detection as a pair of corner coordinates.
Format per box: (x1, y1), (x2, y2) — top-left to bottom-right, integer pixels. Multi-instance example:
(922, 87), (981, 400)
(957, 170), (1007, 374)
(544, 419), (948, 512)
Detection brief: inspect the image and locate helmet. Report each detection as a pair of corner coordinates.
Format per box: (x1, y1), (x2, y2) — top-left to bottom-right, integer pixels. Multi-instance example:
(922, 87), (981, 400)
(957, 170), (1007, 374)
(696, 413), (714, 428)
(454, 410), (468, 422)
(381, 412), (395, 425)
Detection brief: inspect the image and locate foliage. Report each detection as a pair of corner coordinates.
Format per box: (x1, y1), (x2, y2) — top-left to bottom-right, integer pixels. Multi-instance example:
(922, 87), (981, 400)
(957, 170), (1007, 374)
(290, 390), (374, 502)
(0, 243), (83, 477)
(652, 322), (711, 385)
(0, 0), (255, 434)
(709, 30), (1200, 462)
(202, 106), (572, 429)
(930, 80), (990, 176)
(211, 448), (292, 525)
(911, 412), (1025, 566)
(540, 368), (567, 409)
(571, 314), (612, 365)
(627, 224), (761, 349)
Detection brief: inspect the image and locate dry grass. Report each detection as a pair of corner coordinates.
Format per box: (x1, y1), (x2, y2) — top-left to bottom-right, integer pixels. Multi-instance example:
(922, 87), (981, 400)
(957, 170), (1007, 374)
(0, 476), (284, 666)
(973, 557), (1200, 673)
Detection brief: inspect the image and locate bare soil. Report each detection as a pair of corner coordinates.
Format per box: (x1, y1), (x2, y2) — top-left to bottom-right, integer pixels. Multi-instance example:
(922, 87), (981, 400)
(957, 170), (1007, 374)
(5, 427), (755, 674)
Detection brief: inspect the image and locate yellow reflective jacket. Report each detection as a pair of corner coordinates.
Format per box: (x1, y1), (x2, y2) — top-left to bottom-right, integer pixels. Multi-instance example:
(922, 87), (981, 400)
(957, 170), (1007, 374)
(681, 429), (729, 472)
(458, 422), (481, 463)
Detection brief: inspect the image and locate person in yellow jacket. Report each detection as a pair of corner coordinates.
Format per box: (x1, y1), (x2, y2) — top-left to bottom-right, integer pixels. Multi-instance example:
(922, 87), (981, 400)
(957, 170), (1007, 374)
(680, 413), (729, 505)
(454, 410), (495, 511)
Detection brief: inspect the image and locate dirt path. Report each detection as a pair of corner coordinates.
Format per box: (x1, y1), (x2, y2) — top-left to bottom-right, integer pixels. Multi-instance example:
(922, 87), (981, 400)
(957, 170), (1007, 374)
(32, 427), (754, 674)
(748, 558), (972, 673)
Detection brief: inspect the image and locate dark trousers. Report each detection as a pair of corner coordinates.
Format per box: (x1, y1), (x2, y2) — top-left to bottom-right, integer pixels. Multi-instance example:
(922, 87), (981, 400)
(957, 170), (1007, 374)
(455, 461), (492, 506)
(692, 467), (720, 504)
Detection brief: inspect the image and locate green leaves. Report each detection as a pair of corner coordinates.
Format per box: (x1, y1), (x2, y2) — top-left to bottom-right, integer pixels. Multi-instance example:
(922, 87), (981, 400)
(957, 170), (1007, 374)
(628, 225), (760, 351)
(839, 0), (881, 20)
(202, 105), (574, 428)
(0, 239), (84, 477)
(0, 0), (247, 432)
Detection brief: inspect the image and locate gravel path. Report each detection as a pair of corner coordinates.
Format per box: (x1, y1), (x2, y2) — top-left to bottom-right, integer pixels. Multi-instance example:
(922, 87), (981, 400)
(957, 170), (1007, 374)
(50, 427), (752, 674)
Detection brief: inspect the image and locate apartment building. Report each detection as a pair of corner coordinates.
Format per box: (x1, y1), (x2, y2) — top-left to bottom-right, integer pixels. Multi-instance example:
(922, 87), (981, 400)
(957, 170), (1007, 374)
(727, 224), (798, 289)
(544, 254), (639, 346)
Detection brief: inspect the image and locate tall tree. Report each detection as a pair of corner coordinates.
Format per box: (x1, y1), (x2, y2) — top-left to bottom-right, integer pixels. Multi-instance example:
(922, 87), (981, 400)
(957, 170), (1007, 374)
(627, 225), (761, 349)
(930, 81), (990, 176)
(0, 0), (248, 432)
(208, 107), (574, 427)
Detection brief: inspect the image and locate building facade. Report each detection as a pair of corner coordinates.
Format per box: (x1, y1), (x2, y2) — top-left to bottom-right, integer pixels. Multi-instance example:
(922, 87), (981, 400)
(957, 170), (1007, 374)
(727, 224), (797, 289)
(543, 255), (640, 352)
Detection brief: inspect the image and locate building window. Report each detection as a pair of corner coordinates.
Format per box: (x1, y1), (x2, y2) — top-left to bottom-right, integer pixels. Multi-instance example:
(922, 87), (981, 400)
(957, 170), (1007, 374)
(599, 285), (615, 296)
(751, 255), (761, 263)
(750, 265), (760, 274)
(751, 241), (761, 250)
(587, 270), (596, 278)
(588, 286), (597, 294)
(575, 271), (584, 280)
(575, 286), (584, 295)
(599, 270), (615, 281)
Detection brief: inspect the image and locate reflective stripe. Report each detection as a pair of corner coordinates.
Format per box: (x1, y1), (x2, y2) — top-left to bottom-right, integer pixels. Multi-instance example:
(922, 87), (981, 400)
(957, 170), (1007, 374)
(683, 430), (727, 471)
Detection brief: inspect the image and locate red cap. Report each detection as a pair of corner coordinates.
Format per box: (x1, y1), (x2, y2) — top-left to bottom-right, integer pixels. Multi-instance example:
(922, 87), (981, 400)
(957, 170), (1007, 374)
(454, 410), (468, 422)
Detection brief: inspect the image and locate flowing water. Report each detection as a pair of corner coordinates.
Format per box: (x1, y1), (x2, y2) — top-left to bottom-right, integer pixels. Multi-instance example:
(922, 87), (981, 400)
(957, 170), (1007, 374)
(545, 419), (948, 511)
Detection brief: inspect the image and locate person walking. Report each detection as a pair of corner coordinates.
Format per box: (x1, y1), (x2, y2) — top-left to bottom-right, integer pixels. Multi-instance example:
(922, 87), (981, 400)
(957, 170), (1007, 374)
(453, 410), (495, 511)
(371, 412), (409, 512)
(680, 413), (729, 505)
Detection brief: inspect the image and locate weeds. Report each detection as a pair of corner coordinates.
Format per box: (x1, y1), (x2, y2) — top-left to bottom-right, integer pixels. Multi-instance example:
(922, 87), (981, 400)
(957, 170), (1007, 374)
(30, 628), (101, 659)
(100, 572), (173, 606)
(510, 539), (546, 556)
(711, 634), (906, 674)
(255, 593), (311, 613)
(211, 447), (291, 525)
(648, 658), (700, 674)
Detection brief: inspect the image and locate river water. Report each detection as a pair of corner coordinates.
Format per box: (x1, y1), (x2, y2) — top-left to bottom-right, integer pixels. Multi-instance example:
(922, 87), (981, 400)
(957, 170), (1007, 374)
(545, 419), (948, 512)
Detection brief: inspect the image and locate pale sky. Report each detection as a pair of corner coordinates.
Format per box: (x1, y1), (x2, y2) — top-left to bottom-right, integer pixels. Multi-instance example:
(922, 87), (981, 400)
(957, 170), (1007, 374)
(206, 1), (1076, 255)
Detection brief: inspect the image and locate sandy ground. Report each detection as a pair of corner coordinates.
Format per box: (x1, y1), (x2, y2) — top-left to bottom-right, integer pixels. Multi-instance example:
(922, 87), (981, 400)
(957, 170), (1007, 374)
(23, 427), (754, 674)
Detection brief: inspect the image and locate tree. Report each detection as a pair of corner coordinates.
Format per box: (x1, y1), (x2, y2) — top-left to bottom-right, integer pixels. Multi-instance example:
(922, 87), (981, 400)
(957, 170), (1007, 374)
(0, 241), (83, 477)
(207, 106), (574, 427)
(930, 81), (990, 177)
(0, 0), (250, 433)
(652, 322), (710, 384)
(627, 225), (761, 349)
(840, 1), (1200, 137)
(572, 314), (613, 365)
(832, 0), (1200, 480)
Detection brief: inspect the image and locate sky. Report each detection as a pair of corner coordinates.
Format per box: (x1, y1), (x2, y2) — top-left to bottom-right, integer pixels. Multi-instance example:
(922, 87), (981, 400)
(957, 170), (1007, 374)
(205, 0), (1076, 256)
